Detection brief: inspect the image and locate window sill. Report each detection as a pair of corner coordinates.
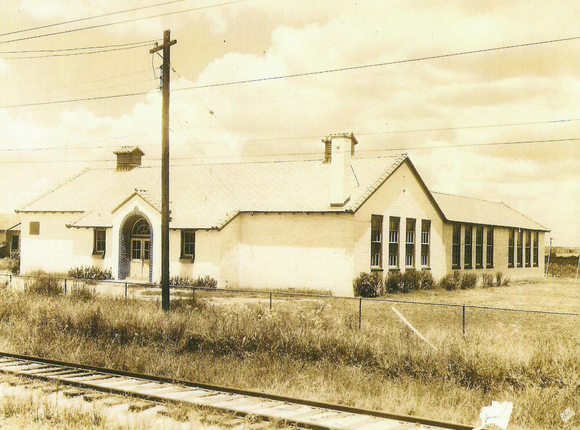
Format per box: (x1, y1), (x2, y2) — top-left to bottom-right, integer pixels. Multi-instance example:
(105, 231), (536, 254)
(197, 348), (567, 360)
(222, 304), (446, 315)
(421, 267), (431, 271)
(370, 267), (383, 272)
(388, 268), (400, 272)
(92, 253), (105, 259)
(486, 266), (494, 269)
(179, 257), (194, 263)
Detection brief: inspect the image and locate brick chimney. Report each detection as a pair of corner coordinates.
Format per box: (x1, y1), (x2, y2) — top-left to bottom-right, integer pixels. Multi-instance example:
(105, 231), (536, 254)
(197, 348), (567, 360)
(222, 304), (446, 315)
(114, 146), (144, 171)
(322, 133), (358, 207)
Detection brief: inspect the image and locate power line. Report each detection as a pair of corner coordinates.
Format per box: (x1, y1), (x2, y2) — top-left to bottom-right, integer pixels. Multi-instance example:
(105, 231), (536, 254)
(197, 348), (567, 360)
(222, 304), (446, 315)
(1, 0), (192, 38)
(174, 35), (580, 92)
(0, 40), (157, 54)
(2, 42), (155, 59)
(1, 136), (579, 164)
(2, 117), (580, 152)
(0, 0), (247, 45)
(0, 90), (156, 109)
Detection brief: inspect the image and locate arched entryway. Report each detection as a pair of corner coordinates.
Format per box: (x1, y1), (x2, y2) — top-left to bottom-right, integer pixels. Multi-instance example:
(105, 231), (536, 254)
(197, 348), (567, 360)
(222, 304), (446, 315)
(118, 213), (153, 282)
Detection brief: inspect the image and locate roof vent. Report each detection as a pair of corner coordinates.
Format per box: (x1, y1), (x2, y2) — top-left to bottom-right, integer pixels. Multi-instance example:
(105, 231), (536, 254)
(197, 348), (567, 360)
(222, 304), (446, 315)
(114, 146), (144, 171)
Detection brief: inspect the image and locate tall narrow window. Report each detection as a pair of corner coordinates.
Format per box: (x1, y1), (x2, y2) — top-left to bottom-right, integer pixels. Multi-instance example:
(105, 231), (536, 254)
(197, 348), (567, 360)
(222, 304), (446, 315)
(93, 228), (106, 256)
(464, 224), (473, 269)
(388, 217), (400, 268)
(370, 215), (383, 269)
(508, 228), (515, 268)
(181, 230), (196, 261)
(486, 227), (494, 268)
(29, 221), (40, 236)
(533, 231), (539, 267)
(517, 229), (523, 267)
(452, 223), (461, 269)
(525, 230), (531, 267)
(421, 220), (430, 267)
(405, 218), (416, 267)
(475, 225), (484, 269)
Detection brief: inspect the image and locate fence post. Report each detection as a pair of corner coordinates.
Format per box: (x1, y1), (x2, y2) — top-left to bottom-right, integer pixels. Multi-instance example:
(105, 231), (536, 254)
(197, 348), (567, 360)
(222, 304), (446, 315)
(125, 282), (128, 299)
(64, 279), (67, 295)
(359, 297), (362, 330)
(269, 292), (273, 310)
(9, 274), (11, 285)
(462, 305), (466, 336)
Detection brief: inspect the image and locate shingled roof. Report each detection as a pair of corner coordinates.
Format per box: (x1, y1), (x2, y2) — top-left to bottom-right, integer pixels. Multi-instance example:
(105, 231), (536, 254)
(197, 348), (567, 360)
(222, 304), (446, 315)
(432, 192), (549, 231)
(18, 155), (407, 230)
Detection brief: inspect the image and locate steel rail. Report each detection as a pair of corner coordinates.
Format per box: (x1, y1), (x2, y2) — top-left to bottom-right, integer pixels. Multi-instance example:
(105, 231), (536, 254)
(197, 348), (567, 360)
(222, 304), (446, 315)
(0, 351), (473, 430)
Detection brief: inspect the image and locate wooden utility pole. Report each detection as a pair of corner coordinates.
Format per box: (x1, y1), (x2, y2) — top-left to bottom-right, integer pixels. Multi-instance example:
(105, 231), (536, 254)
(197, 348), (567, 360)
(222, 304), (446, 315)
(150, 30), (177, 311)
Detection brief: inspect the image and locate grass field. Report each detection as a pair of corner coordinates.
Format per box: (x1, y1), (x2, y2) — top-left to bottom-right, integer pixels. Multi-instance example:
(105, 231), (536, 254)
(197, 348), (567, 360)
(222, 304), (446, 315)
(0, 275), (578, 429)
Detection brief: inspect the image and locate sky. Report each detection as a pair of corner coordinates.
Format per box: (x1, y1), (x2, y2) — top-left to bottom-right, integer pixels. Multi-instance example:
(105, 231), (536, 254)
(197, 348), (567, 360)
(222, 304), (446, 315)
(0, 0), (579, 246)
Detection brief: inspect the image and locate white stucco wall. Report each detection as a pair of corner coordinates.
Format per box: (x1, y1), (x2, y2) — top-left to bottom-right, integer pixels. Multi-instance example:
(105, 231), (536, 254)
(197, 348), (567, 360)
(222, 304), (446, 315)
(352, 161), (446, 280)
(237, 213), (355, 296)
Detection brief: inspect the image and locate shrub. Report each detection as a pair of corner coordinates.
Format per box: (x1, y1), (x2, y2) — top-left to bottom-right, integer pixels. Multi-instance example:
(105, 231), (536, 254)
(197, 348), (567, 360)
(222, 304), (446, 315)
(170, 275), (218, 289)
(27, 271), (62, 296)
(481, 273), (495, 288)
(353, 272), (384, 297)
(495, 271), (510, 286)
(418, 270), (436, 290)
(67, 266), (112, 281)
(385, 271), (403, 293)
(439, 271), (461, 291)
(460, 273), (478, 289)
(0, 259), (19, 274)
(400, 270), (419, 293)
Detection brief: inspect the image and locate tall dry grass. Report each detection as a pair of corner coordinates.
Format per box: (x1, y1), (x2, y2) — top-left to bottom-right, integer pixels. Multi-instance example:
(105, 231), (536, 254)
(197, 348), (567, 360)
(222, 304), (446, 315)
(0, 287), (577, 428)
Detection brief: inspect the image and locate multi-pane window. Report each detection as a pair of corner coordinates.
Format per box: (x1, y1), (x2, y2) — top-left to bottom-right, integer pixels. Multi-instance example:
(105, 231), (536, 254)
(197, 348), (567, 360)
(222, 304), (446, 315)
(181, 230), (196, 261)
(517, 229), (523, 267)
(464, 224), (473, 269)
(388, 217), (400, 268)
(486, 227), (494, 268)
(93, 228), (106, 255)
(370, 216), (383, 268)
(508, 228), (515, 268)
(475, 225), (484, 269)
(29, 221), (40, 236)
(452, 223), (461, 269)
(421, 220), (430, 267)
(525, 230), (531, 267)
(405, 218), (416, 267)
(533, 231), (539, 267)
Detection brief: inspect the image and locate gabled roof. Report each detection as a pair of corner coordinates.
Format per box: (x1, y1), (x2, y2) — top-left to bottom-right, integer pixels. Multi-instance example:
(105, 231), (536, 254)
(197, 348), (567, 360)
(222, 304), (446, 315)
(113, 146), (145, 156)
(18, 156), (406, 229)
(0, 214), (20, 231)
(432, 192), (549, 231)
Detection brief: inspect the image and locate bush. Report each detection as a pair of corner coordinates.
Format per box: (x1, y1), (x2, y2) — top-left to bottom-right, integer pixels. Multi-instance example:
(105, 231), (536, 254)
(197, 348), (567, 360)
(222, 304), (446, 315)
(460, 273), (477, 289)
(0, 258), (19, 274)
(353, 272), (384, 297)
(401, 270), (420, 293)
(385, 271), (403, 293)
(495, 271), (510, 286)
(439, 271), (461, 291)
(27, 271), (62, 296)
(170, 275), (218, 289)
(419, 270), (436, 290)
(68, 266), (112, 281)
(481, 273), (495, 288)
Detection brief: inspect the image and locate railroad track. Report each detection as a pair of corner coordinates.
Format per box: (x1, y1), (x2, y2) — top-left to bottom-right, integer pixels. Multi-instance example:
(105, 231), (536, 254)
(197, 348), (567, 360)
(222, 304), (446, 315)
(0, 352), (472, 430)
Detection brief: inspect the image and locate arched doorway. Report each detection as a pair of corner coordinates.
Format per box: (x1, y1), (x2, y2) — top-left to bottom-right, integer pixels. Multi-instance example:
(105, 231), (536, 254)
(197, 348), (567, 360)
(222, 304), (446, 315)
(118, 213), (153, 282)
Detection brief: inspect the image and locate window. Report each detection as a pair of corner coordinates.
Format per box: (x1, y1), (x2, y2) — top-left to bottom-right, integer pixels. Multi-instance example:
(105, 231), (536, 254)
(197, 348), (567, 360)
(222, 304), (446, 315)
(29, 221), (40, 236)
(388, 217), (400, 268)
(10, 235), (19, 251)
(93, 228), (106, 255)
(525, 230), (531, 267)
(452, 223), (461, 269)
(421, 220), (430, 267)
(517, 229), (523, 267)
(181, 230), (196, 261)
(405, 219), (416, 267)
(132, 218), (150, 236)
(486, 227), (494, 268)
(475, 225), (483, 269)
(508, 228), (515, 268)
(464, 224), (473, 269)
(533, 231), (539, 267)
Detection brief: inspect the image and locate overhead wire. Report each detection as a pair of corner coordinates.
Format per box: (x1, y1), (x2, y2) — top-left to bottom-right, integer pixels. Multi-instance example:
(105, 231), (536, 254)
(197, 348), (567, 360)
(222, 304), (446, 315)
(0, 40), (157, 54)
(0, 0), (191, 38)
(1, 42), (156, 59)
(0, 0), (247, 45)
(1, 136), (579, 164)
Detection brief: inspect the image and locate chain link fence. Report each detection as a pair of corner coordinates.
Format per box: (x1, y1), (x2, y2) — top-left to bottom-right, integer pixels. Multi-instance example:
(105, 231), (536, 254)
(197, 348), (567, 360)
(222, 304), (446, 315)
(0, 272), (578, 344)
